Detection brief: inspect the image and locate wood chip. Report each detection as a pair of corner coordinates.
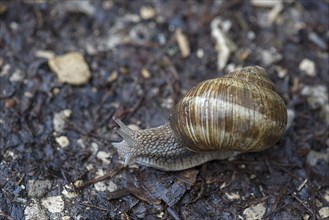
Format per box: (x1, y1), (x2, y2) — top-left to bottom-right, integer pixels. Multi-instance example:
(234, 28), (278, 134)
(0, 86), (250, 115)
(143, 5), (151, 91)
(35, 50), (55, 59)
(175, 28), (190, 58)
(210, 17), (236, 71)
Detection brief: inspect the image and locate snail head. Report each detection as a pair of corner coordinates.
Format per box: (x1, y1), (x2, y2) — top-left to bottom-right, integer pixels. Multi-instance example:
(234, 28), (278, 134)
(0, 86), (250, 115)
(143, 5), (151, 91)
(112, 117), (137, 166)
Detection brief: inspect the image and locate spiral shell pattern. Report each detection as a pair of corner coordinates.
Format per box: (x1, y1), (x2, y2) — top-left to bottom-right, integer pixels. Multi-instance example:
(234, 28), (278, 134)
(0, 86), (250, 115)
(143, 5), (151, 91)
(169, 66), (287, 152)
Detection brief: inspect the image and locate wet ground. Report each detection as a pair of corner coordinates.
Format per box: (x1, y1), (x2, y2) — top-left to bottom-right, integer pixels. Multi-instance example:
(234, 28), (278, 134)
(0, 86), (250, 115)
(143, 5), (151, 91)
(0, 1), (328, 220)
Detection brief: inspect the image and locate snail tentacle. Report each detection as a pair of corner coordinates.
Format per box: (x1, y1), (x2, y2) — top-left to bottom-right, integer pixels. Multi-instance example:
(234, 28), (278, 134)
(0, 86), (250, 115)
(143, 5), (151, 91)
(113, 117), (135, 146)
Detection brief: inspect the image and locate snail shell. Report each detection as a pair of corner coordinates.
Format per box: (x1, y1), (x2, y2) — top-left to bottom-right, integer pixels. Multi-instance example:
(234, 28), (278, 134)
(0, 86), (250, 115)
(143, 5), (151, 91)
(169, 66), (287, 152)
(113, 66), (287, 171)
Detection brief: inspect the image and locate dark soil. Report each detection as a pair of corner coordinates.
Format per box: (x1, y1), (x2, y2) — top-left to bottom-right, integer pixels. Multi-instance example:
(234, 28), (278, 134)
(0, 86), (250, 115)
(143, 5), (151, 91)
(0, 1), (328, 220)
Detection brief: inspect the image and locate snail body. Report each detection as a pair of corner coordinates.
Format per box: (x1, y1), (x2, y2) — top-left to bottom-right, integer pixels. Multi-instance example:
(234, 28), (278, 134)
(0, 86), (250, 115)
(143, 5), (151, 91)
(113, 66), (287, 171)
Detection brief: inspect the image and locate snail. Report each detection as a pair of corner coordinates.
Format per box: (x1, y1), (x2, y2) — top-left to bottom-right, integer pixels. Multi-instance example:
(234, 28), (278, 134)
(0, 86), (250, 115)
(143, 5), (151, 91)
(112, 66), (287, 171)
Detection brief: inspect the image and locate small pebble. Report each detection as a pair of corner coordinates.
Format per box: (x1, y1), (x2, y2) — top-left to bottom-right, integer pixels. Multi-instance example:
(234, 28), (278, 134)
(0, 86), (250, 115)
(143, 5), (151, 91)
(157, 212), (165, 218)
(0, 3), (7, 14)
(225, 192), (240, 200)
(90, 142), (99, 153)
(239, 50), (250, 61)
(62, 109), (72, 118)
(140, 6), (156, 20)
(303, 214), (310, 220)
(96, 168), (105, 177)
(9, 68), (25, 83)
(53, 109), (72, 133)
(275, 65), (288, 78)
(52, 87), (60, 95)
(308, 32), (327, 50)
(307, 150), (329, 166)
(94, 180), (118, 192)
(161, 97), (174, 109)
(96, 151), (111, 164)
(107, 71), (118, 82)
(5, 98), (16, 108)
(299, 59), (316, 77)
(41, 196), (65, 213)
(9, 21), (19, 30)
(27, 179), (52, 198)
(77, 138), (87, 149)
(73, 180), (84, 188)
(24, 91), (33, 98)
(196, 48), (204, 58)
(319, 207), (329, 219)
(24, 199), (48, 220)
(49, 52), (91, 85)
(55, 136), (70, 148)
(301, 85), (329, 124)
(62, 185), (79, 199)
(301, 85), (328, 109)
(141, 68), (151, 79)
(85, 163), (94, 171)
(249, 174), (257, 179)
(243, 203), (266, 220)
(247, 31), (256, 40)
(316, 198), (323, 208)
(128, 124), (140, 131)
(56, 1), (96, 16)
(0, 63), (10, 76)
(324, 190), (329, 202)
(258, 48), (282, 66)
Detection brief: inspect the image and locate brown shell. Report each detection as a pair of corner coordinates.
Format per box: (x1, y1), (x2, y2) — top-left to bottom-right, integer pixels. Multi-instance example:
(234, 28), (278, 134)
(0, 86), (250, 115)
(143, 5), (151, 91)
(169, 66), (287, 152)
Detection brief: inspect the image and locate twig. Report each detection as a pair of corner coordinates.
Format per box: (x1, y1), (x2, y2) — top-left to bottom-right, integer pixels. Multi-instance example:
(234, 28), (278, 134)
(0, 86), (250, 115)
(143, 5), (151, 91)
(0, 211), (15, 220)
(17, 174), (25, 185)
(65, 122), (116, 143)
(264, 157), (273, 176)
(167, 207), (181, 220)
(189, 180), (205, 204)
(76, 166), (126, 190)
(263, 190), (285, 219)
(79, 202), (109, 212)
(291, 192), (315, 218)
(274, 163), (301, 180)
